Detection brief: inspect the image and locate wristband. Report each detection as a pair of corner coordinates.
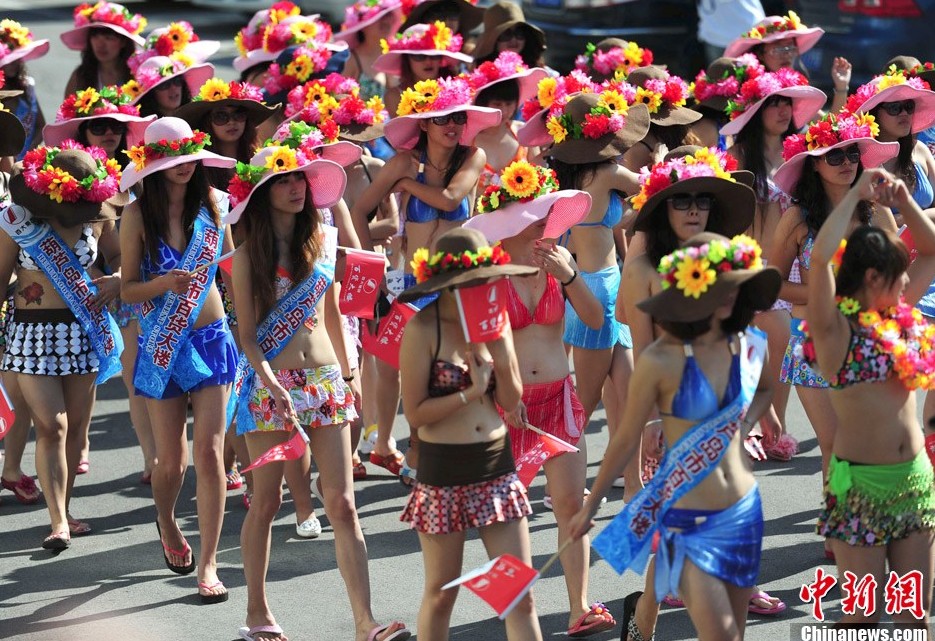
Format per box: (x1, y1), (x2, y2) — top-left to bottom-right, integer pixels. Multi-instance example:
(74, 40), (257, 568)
(458, 391), (468, 405)
(561, 271), (578, 287)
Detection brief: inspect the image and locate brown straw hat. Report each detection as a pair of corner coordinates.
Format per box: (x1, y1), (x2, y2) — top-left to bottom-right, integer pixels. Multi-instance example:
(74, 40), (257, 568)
(398, 227), (537, 302)
(471, 2), (545, 64)
(546, 94), (650, 163)
(886, 55), (935, 86)
(627, 65), (701, 127)
(637, 232), (781, 323)
(401, 0), (485, 35)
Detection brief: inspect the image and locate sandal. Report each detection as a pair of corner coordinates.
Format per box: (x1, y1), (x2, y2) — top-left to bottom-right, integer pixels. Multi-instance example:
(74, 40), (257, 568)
(156, 519), (195, 575)
(369, 450), (405, 476)
(67, 516), (91, 536)
(621, 591), (654, 641)
(662, 595), (683, 608)
(764, 434), (798, 462)
(748, 590), (787, 616)
(42, 530), (71, 551)
(140, 471), (153, 485)
(238, 624), (285, 641)
(76, 460), (90, 475)
(366, 622), (411, 641)
(199, 580), (229, 605)
(1, 474), (41, 504)
(568, 602), (615, 637)
(352, 460), (368, 481)
(226, 467), (243, 491)
(399, 463), (417, 488)
(242, 491), (251, 510)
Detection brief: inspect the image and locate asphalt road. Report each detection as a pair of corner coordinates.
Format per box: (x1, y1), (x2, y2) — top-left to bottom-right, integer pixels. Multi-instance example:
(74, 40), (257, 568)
(1, 2), (931, 640)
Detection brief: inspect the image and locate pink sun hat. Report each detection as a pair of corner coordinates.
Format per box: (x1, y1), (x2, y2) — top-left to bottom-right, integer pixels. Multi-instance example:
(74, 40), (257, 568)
(129, 21), (220, 74)
(119, 117), (235, 192)
(846, 71), (935, 135)
(60, 2), (147, 50)
(232, 2), (304, 72)
(772, 111), (899, 196)
(719, 68), (826, 136)
(723, 10), (824, 58)
(233, 15), (346, 74)
(270, 119), (363, 168)
(465, 161), (591, 242)
(225, 142), (347, 225)
(383, 76), (501, 150)
(126, 55), (215, 106)
(0, 19), (49, 68)
(43, 85), (156, 147)
(373, 22), (471, 76)
(516, 71), (599, 147)
(334, 0), (403, 45)
(468, 51), (548, 106)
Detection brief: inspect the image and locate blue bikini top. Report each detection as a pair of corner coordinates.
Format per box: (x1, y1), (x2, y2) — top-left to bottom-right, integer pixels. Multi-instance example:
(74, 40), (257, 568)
(577, 190), (623, 229)
(912, 162), (934, 209)
(142, 239), (182, 278)
(405, 152), (471, 224)
(661, 339), (741, 422)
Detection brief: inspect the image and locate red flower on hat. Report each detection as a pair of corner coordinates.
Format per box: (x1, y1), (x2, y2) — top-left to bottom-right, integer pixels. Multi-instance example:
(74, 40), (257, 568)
(581, 113), (611, 139)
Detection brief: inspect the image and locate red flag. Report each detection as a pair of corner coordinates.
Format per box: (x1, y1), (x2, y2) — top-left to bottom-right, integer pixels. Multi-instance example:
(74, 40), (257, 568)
(454, 279), (508, 343)
(0, 380), (14, 441)
(443, 554), (540, 620)
(218, 253), (235, 277)
(339, 249), (385, 318)
(360, 300), (418, 369)
(513, 430), (579, 488)
(241, 428), (308, 473)
(899, 225), (919, 263)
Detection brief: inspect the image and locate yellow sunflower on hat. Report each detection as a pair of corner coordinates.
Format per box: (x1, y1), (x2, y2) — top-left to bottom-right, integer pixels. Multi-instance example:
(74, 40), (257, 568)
(199, 78), (231, 102)
(265, 146), (300, 172)
(673, 256), (716, 299)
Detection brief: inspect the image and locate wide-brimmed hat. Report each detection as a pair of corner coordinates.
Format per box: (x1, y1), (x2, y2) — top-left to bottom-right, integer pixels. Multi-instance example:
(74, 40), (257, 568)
(471, 2), (545, 65)
(283, 75), (388, 143)
(128, 21), (220, 75)
(43, 85), (156, 147)
(468, 51), (548, 107)
(120, 117), (235, 191)
(125, 55), (215, 106)
(516, 71), (598, 146)
(374, 21), (472, 76)
(574, 38), (654, 83)
(631, 147), (755, 236)
(269, 119), (363, 168)
(334, 0), (403, 44)
(464, 160), (591, 241)
(60, 2), (147, 50)
(225, 141), (347, 225)
(637, 233), (781, 322)
(234, 15), (346, 74)
(0, 19), (49, 68)
(626, 66), (700, 127)
(691, 54), (765, 113)
(262, 44), (347, 105)
(773, 111), (900, 195)
(723, 10), (824, 58)
(401, 0), (484, 35)
(887, 56), (935, 87)
(9, 144), (123, 225)
(846, 71), (935, 135)
(544, 92), (650, 163)
(720, 69), (825, 136)
(233, 2), (303, 72)
(399, 226), (538, 302)
(665, 144), (755, 190)
(383, 76), (501, 149)
(173, 78), (279, 129)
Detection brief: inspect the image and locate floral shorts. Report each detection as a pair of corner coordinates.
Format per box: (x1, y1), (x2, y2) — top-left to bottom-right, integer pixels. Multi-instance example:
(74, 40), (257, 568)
(780, 318), (829, 388)
(248, 364), (357, 432)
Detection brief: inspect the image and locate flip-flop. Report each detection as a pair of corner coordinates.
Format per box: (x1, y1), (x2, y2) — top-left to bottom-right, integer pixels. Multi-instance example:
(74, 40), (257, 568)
(238, 624), (285, 640)
(748, 590), (787, 615)
(42, 530), (71, 551)
(1, 474), (41, 504)
(156, 520), (195, 575)
(199, 580), (229, 605)
(352, 460), (368, 480)
(67, 517), (92, 536)
(76, 460), (90, 475)
(369, 451), (405, 476)
(366, 622), (411, 641)
(662, 594), (684, 608)
(567, 602), (616, 637)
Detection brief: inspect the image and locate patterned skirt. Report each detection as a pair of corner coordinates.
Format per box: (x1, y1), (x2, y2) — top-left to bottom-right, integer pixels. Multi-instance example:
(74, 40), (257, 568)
(1, 308), (99, 376)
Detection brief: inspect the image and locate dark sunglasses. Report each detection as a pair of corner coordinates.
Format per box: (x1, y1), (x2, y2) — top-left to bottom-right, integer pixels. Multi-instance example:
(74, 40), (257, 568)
(668, 193), (714, 211)
(822, 145), (861, 166)
(497, 28), (526, 43)
(157, 76), (185, 90)
(880, 99), (916, 116)
(764, 95), (793, 108)
(408, 53), (438, 63)
(87, 119), (127, 136)
(211, 108), (248, 125)
(431, 111), (468, 126)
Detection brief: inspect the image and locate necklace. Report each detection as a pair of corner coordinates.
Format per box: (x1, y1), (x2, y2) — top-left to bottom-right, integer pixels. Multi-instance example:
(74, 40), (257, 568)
(425, 154), (451, 174)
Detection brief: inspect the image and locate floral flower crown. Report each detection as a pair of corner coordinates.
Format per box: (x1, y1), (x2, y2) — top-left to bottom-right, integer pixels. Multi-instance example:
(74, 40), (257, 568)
(845, 67), (932, 114)
(262, 17), (333, 56)
(632, 147), (738, 211)
(546, 88), (631, 145)
(234, 1), (302, 57)
(725, 68), (808, 119)
(56, 85), (139, 121)
(22, 143), (121, 204)
(227, 142), (321, 208)
(123, 52), (198, 96)
(129, 22), (204, 73)
(263, 45), (334, 97)
(909, 61), (935, 78)
(195, 78), (264, 103)
(741, 10), (805, 40)
(657, 234), (763, 299)
(519, 71), (597, 121)
(397, 75), (472, 116)
(73, 2), (146, 36)
(691, 53), (764, 104)
(0, 19), (36, 56)
(124, 130), (210, 172)
(342, 0), (400, 31)
(782, 111), (879, 161)
(411, 243), (512, 284)
(476, 160), (559, 213)
(574, 41), (653, 80)
(268, 119), (339, 151)
(380, 21), (462, 55)
(285, 75), (387, 126)
(468, 51), (529, 91)
(630, 71), (690, 114)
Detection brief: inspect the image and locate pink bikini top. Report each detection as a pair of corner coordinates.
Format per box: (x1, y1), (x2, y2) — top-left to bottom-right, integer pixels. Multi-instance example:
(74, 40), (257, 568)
(505, 274), (563, 331)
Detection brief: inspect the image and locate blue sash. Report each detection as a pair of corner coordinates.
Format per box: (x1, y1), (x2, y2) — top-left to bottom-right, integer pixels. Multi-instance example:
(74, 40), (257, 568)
(592, 327), (767, 576)
(134, 207), (224, 397)
(0, 204), (123, 383)
(230, 260), (334, 434)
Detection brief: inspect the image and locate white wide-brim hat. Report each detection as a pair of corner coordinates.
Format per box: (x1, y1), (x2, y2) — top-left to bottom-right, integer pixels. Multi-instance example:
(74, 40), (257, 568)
(0, 39), (50, 68)
(384, 104), (501, 150)
(61, 23), (145, 51)
(464, 190), (592, 242)
(720, 85), (826, 136)
(43, 113), (156, 148)
(855, 84), (935, 135)
(772, 137), (900, 196)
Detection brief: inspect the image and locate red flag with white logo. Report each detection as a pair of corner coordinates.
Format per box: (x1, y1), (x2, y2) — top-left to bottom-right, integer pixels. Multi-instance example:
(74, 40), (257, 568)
(339, 249), (385, 318)
(443, 554), (540, 620)
(0, 380), (14, 441)
(454, 279), (508, 343)
(513, 426), (579, 488)
(242, 427), (309, 473)
(361, 300), (418, 369)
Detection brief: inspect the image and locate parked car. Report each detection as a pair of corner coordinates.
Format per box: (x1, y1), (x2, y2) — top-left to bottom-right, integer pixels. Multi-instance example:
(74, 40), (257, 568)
(186, 0), (349, 26)
(521, 0), (704, 77)
(795, 0), (935, 91)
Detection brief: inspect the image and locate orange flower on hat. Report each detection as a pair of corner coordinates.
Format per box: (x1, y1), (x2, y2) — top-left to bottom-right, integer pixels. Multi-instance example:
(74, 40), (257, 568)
(501, 161), (539, 199)
(121, 79), (142, 100)
(537, 77), (558, 109)
(165, 23), (191, 49)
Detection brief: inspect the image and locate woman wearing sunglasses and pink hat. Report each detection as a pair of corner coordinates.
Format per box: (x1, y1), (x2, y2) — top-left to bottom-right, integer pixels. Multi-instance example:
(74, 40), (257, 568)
(125, 55), (214, 119)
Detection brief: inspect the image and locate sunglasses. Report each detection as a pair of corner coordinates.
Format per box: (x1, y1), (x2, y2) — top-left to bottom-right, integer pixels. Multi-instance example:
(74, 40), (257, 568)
(765, 44), (798, 57)
(156, 76), (185, 90)
(87, 119), (127, 136)
(211, 108), (248, 125)
(408, 53), (438, 63)
(668, 193), (714, 211)
(822, 145), (861, 166)
(430, 111), (468, 126)
(497, 28), (526, 43)
(879, 99), (916, 116)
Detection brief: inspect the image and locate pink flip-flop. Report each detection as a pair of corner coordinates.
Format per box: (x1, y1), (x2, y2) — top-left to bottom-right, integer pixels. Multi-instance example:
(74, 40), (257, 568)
(366, 622), (411, 641)
(748, 590), (787, 616)
(238, 624), (285, 640)
(662, 594), (684, 608)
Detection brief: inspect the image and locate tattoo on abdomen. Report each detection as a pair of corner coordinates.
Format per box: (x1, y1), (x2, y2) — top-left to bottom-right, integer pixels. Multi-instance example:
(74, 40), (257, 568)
(18, 282), (44, 306)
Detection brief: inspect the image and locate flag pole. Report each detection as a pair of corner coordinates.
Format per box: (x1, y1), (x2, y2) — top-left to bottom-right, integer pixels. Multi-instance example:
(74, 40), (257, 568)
(523, 422), (579, 452)
(189, 249), (238, 276)
(539, 538), (575, 576)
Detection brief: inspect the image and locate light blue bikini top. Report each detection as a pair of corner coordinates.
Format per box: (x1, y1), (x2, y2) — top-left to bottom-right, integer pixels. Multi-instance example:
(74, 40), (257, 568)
(660, 339), (741, 422)
(142, 240), (182, 278)
(912, 162), (934, 209)
(577, 190), (624, 229)
(405, 152), (471, 224)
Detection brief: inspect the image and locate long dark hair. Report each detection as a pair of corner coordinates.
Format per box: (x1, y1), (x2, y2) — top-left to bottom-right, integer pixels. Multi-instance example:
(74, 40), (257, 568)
(199, 109), (258, 189)
(793, 156), (873, 235)
(548, 157), (600, 193)
(872, 104), (919, 194)
(138, 82), (193, 118)
(836, 225), (909, 296)
(239, 176), (323, 317)
(139, 163), (220, 265)
(650, 122), (700, 150)
(74, 28), (134, 89)
(643, 198), (731, 267)
(733, 108), (797, 202)
(413, 130), (470, 185)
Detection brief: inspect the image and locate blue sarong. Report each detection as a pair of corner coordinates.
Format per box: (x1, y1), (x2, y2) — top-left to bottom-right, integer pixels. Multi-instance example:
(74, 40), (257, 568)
(563, 265), (631, 350)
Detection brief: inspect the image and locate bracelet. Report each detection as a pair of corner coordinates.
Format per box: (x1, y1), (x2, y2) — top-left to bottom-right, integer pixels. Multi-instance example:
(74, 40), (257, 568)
(561, 271), (578, 287)
(343, 375), (355, 382)
(458, 391), (468, 405)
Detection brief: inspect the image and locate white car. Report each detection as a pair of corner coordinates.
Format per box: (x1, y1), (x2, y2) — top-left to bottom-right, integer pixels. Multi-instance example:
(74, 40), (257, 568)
(187, 0), (350, 26)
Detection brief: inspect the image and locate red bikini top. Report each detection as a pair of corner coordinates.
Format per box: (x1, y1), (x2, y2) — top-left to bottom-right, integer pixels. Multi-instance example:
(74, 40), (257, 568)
(505, 273), (564, 331)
